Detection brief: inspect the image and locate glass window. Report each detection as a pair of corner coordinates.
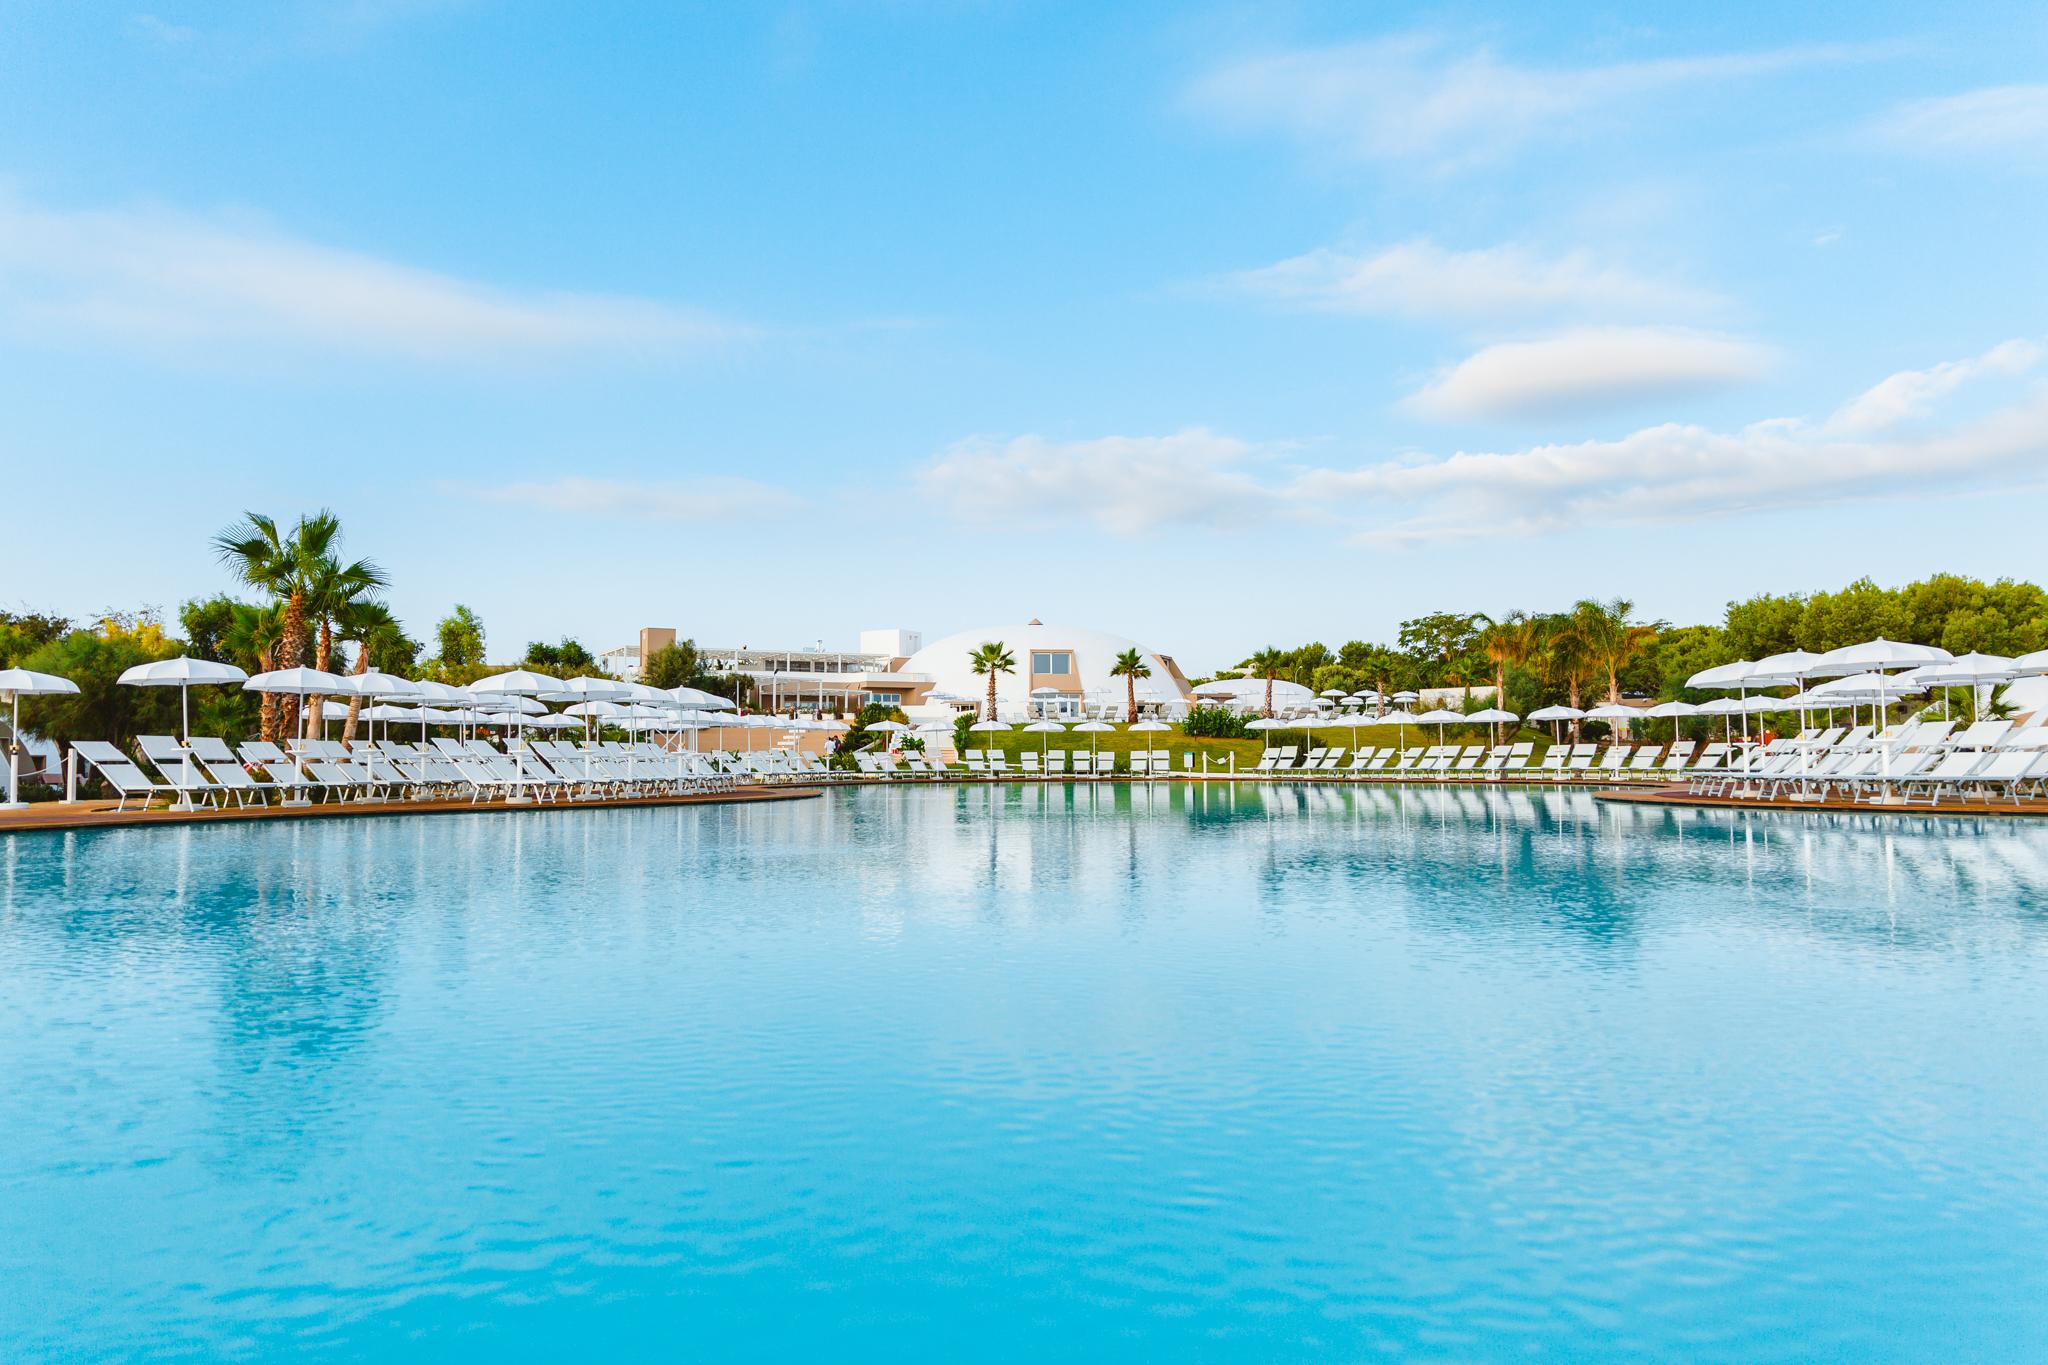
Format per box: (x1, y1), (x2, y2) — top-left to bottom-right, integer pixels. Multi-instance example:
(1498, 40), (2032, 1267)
(1031, 651), (1071, 676)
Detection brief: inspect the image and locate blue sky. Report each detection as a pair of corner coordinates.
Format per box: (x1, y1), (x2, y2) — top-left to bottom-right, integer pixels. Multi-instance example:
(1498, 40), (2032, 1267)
(2, 1), (2044, 672)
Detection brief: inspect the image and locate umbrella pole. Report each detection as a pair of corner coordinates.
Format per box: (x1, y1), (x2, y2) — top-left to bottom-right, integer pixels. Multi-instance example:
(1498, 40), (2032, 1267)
(5, 692), (18, 806)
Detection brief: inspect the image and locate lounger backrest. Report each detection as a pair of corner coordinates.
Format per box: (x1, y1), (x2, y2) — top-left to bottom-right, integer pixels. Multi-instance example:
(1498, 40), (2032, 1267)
(199, 760), (259, 790)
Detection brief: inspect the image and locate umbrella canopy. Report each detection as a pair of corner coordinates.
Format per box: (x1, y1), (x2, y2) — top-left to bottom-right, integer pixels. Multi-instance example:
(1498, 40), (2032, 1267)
(1128, 720), (1169, 732)
(1812, 671), (1911, 698)
(1811, 638), (1954, 677)
(562, 699), (628, 718)
(1467, 707), (1518, 723)
(1685, 660), (1758, 689)
(117, 655), (253, 741)
(361, 704), (418, 721)
(117, 657), (249, 687)
(470, 668), (561, 696)
(669, 686), (736, 710)
(467, 692), (547, 715)
(244, 666), (351, 695)
(0, 668), (78, 700)
(1021, 720), (1065, 732)
(523, 713), (582, 730)
(541, 675), (627, 703)
(410, 679), (470, 704)
(348, 669), (420, 700)
(1745, 649), (1826, 685)
(1318, 688), (1348, 698)
(612, 681), (676, 705)
(968, 720), (1012, 732)
(1415, 708), (1465, 724)
(1584, 703), (1637, 721)
(867, 719), (911, 733)
(1528, 705), (1584, 721)
(1642, 701), (1697, 718)
(1697, 695), (1775, 714)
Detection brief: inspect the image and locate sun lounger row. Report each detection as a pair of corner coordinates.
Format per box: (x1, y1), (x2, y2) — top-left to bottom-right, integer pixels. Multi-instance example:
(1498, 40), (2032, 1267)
(1690, 718), (2048, 805)
(72, 734), (750, 811)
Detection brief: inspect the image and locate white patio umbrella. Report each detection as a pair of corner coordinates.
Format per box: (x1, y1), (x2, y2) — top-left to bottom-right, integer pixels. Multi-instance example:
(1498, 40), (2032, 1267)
(1128, 718), (1169, 775)
(0, 668), (78, 808)
(968, 718), (1011, 760)
(1640, 699), (1696, 743)
(244, 666), (353, 740)
(1914, 652), (2017, 721)
(1467, 705), (1519, 745)
(1811, 639), (1953, 765)
(1528, 703), (1583, 744)
(1686, 658), (1763, 744)
(1584, 702), (1637, 741)
(117, 657), (249, 743)
(866, 718), (910, 752)
(670, 685), (735, 711)
(1071, 718), (1112, 765)
(1021, 719), (1064, 760)
(469, 668), (562, 798)
(1374, 708), (1419, 750)
(1415, 709), (1464, 752)
(1319, 688), (1348, 699)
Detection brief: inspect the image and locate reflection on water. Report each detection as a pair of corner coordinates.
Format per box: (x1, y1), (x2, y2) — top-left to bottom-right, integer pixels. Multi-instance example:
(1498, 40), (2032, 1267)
(3, 786), (2047, 1361)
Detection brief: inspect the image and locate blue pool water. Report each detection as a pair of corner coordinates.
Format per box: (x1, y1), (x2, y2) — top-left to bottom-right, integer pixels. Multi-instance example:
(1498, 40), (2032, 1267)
(4, 784), (2047, 1360)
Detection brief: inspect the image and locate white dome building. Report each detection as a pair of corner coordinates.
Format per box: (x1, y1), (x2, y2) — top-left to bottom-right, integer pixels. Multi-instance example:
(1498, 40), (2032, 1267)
(900, 621), (1191, 721)
(1190, 675), (1317, 713)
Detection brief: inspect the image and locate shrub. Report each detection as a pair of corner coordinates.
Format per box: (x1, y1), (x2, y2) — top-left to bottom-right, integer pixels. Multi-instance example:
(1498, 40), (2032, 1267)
(1180, 705), (1250, 739)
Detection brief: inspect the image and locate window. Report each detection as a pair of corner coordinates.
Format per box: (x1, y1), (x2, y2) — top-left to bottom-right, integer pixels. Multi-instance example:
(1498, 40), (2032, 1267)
(1030, 651), (1072, 676)
(865, 692), (905, 706)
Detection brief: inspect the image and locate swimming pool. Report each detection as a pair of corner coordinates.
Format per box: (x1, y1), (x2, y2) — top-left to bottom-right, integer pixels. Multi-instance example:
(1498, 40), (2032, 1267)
(4, 784), (2045, 1359)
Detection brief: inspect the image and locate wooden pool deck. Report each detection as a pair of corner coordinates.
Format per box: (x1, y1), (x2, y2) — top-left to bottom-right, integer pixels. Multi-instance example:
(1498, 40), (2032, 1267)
(0, 784), (821, 835)
(1593, 785), (2048, 819)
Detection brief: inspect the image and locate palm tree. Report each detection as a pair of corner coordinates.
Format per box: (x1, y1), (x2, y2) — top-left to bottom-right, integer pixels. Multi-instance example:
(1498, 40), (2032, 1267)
(968, 642), (1015, 721)
(1109, 648), (1152, 724)
(1539, 614), (1598, 742)
(300, 549), (390, 739)
(1479, 610), (1539, 710)
(336, 600), (406, 746)
(1573, 598), (1658, 707)
(1246, 647), (1288, 717)
(212, 511), (340, 740)
(221, 602), (284, 741)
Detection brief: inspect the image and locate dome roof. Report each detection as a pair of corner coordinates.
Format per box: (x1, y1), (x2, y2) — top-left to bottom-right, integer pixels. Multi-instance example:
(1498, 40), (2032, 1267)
(902, 622), (1187, 717)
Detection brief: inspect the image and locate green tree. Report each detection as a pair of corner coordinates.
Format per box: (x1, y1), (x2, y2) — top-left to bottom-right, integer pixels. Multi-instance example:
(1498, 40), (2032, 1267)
(212, 510), (347, 741)
(524, 638), (597, 671)
(1109, 647), (1152, 723)
(1245, 647), (1288, 717)
(1723, 591), (1806, 659)
(1478, 611), (1540, 707)
(1570, 598), (1660, 707)
(1796, 577), (1912, 652)
(641, 640), (701, 690)
(0, 610), (70, 667)
(434, 605), (487, 677)
(968, 641), (1015, 720)
(1536, 613), (1598, 738)
(18, 617), (184, 761)
(336, 600), (413, 745)
(299, 541), (390, 739)
(1398, 612), (1489, 690)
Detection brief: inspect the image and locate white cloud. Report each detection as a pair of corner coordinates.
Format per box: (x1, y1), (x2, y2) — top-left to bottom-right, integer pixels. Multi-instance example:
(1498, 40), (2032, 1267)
(1187, 36), (1862, 167)
(1875, 84), (2048, 156)
(459, 475), (802, 522)
(1224, 239), (1716, 322)
(0, 195), (740, 360)
(1308, 341), (2048, 542)
(917, 342), (2048, 547)
(1825, 339), (2041, 434)
(917, 429), (1283, 533)
(1405, 327), (1772, 421)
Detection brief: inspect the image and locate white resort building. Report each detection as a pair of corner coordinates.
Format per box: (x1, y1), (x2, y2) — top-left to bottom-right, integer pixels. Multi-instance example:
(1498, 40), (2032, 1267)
(607, 621), (1195, 720)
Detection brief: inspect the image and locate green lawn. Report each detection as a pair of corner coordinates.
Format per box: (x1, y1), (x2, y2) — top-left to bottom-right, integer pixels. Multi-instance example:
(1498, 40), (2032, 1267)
(951, 722), (1554, 772)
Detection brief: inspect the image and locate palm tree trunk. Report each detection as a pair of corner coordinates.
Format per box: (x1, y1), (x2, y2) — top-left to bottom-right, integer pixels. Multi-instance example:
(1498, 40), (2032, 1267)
(277, 594), (308, 744)
(305, 617), (335, 741)
(1263, 675), (1273, 718)
(1126, 675), (1136, 725)
(341, 645), (368, 747)
(986, 674), (997, 721)
(257, 645), (280, 744)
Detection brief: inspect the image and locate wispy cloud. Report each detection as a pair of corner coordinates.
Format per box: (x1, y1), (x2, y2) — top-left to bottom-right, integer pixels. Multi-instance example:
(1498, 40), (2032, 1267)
(918, 342), (2047, 545)
(1824, 338), (2040, 434)
(457, 475), (803, 522)
(1220, 238), (1718, 323)
(1405, 327), (1772, 421)
(1317, 340), (2048, 541)
(1186, 36), (1868, 168)
(918, 429), (1284, 533)
(1873, 83), (2048, 156)
(0, 195), (742, 361)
